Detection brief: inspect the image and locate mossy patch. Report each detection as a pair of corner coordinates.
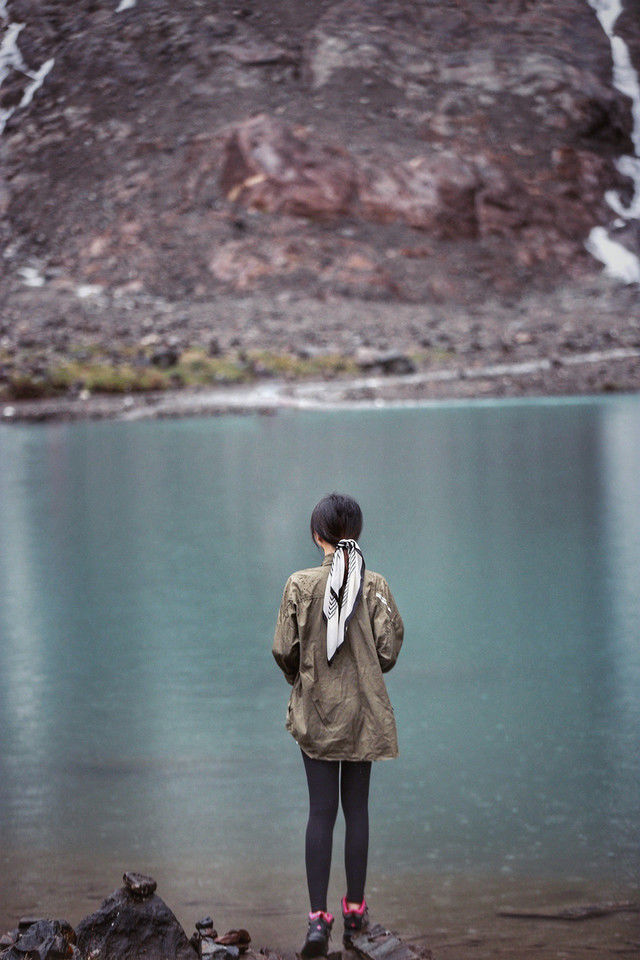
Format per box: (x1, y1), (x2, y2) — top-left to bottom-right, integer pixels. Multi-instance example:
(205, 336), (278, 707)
(1, 345), (406, 401)
(244, 350), (359, 379)
(173, 349), (250, 385)
(48, 361), (169, 393)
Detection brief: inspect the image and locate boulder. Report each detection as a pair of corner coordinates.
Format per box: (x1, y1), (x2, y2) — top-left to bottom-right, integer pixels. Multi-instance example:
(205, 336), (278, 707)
(75, 875), (196, 960)
(355, 349), (416, 375)
(0, 919), (78, 960)
(150, 346), (180, 369)
(351, 923), (433, 960)
(190, 920), (250, 960)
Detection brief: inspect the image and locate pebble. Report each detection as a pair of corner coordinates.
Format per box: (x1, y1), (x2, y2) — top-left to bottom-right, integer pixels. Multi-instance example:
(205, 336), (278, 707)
(122, 871), (157, 899)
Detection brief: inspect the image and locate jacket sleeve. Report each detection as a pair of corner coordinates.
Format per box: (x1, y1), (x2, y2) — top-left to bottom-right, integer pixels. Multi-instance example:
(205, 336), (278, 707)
(371, 577), (404, 673)
(272, 577), (300, 685)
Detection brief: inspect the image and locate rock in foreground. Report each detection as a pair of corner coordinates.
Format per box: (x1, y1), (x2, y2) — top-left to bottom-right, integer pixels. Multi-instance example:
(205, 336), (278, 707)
(75, 874), (196, 960)
(352, 924), (433, 960)
(0, 919), (79, 960)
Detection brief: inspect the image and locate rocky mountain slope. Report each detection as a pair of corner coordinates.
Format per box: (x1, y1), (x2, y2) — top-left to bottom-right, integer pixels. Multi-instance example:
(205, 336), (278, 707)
(1, 0), (639, 406)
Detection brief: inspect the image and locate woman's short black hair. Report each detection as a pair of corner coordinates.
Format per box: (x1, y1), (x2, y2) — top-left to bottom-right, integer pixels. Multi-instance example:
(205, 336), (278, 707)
(310, 492), (363, 547)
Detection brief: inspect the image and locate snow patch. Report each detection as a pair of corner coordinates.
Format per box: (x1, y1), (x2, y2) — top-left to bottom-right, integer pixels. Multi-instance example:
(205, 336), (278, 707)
(18, 266), (45, 287)
(18, 56), (54, 110)
(585, 226), (640, 283)
(116, 0), (137, 12)
(76, 284), (104, 298)
(586, 1), (640, 282)
(0, 22), (27, 83)
(0, 14), (55, 134)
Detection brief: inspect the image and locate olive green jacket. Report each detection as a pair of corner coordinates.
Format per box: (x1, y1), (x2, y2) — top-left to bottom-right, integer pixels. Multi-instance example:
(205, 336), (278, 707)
(272, 553), (404, 761)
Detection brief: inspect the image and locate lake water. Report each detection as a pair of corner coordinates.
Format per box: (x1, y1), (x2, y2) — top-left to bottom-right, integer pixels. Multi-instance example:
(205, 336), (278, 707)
(0, 398), (638, 946)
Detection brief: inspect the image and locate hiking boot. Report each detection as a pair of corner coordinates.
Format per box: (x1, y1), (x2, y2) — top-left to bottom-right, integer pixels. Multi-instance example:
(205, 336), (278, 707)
(300, 911), (334, 958)
(341, 897), (369, 948)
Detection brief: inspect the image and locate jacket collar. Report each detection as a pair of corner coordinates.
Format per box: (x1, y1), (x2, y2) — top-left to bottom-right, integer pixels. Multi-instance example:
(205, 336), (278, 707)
(321, 552), (335, 567)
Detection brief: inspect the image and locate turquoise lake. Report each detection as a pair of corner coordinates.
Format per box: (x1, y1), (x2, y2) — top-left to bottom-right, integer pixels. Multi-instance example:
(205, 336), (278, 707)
(0, 397), (638, 945)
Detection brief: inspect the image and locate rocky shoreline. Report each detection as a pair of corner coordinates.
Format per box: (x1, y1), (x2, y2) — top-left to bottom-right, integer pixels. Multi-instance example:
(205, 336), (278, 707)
(3, 342), (640, 423)
(1, 873), (638, 960)
(0, 873), (432, 960)
(2, 276), (640, 421)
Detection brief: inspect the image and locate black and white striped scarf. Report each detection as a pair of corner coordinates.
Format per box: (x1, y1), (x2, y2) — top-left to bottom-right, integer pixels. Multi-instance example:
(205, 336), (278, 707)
(323, 539), (365, 662)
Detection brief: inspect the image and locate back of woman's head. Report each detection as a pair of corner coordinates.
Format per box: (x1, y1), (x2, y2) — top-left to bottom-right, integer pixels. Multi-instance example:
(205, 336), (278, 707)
(310, 492), (363, 547)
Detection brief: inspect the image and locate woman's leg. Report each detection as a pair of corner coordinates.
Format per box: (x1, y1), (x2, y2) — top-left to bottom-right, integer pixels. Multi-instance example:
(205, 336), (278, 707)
(301, 750), (340, 912)
(340, 760), (372, 904)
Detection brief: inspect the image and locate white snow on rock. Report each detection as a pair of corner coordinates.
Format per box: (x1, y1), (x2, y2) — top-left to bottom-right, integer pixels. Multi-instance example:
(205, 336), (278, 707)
(586, 0), (640, 282)
(116, 0), (137, 12)
(0, 22), (27, 83)
(586, 225), (640, 283)
(18, 56), (54, 110)
(17, 266), (45, 287)
(0, 10), (55, 134)
(76, 284), (104, 298)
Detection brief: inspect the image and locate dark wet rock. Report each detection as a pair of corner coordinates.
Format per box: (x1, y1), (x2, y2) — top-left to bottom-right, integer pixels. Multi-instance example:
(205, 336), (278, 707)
(150, 346), (180, 369)
(355, 349), (416, 376)
(351, 923), (433, 960)
(191, 918), (217, 958)
(75, 878), (197, 960)
(122, 871), (157, 900)
(0, 919), (78, 960)
(195, 934), (226, 960)
(190, 923), (248, 960)
(18, 920), (45, 933)
(212, 948), (238, 960)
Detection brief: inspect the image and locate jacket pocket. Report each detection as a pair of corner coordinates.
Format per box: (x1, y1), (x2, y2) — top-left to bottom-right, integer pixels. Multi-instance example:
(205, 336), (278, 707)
(311, 694), (329, 726)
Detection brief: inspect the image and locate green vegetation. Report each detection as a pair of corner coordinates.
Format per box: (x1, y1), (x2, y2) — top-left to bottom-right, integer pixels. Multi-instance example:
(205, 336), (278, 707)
(174, 349), (250, 385)
(243, 349), (359, 379)
(49, 362), (169, 394)
(1, 345), (365, 401)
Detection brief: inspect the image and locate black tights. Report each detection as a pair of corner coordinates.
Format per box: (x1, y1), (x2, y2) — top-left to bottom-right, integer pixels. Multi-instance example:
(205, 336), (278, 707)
(301, 750), (372, 913)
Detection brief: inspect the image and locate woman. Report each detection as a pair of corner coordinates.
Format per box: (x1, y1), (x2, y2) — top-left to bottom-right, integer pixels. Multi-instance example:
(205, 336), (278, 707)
(272, 492), (404, 957)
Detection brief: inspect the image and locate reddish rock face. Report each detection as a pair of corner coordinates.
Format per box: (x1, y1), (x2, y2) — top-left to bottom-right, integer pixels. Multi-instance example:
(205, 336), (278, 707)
(220, 114), (480, 239)
(218, 112), (623, 260)
(219, 113), (358, 219)
(220, 115), (482, 236)
(357, 154), (480, 238)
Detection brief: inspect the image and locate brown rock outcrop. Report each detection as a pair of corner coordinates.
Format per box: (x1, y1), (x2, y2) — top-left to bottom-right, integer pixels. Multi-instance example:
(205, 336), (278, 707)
(219, 113), (619, 258)
(219, 113), (358, 219)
